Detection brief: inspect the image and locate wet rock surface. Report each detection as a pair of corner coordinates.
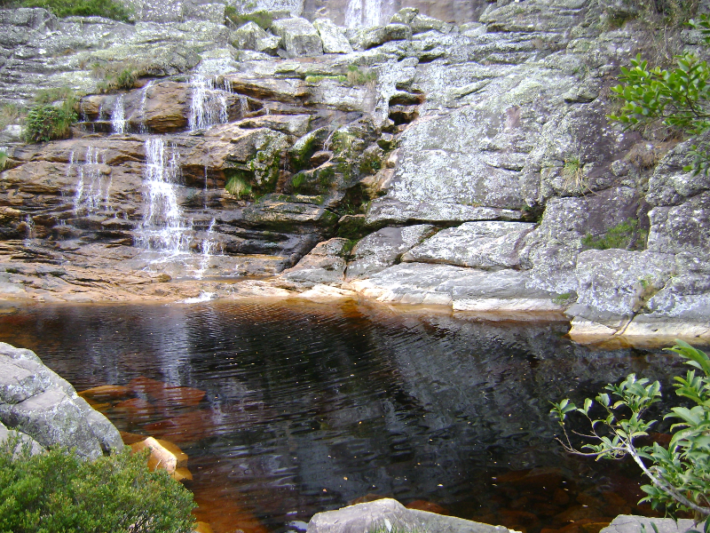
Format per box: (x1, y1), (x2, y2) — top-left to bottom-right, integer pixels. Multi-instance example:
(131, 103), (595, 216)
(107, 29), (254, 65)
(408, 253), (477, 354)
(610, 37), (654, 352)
(0, 0), (709, 342)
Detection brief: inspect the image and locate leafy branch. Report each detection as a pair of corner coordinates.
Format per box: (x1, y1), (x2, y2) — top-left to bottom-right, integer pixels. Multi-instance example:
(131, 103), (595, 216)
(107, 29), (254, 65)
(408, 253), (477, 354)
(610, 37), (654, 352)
(551, 340), (710, 520)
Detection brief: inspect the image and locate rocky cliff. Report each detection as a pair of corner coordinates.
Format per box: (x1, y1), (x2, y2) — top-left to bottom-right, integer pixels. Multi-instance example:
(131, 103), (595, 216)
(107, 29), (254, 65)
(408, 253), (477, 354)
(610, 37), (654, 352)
(1, 0), (709, 342)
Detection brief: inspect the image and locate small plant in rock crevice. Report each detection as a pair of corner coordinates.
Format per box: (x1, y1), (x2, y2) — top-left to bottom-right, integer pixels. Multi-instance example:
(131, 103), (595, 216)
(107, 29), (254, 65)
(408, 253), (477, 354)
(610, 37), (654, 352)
(2, 0), (133, 21)
(223, 6), (273, 30)
(582, 218), (648, 251)
(24, 88), (78, 143)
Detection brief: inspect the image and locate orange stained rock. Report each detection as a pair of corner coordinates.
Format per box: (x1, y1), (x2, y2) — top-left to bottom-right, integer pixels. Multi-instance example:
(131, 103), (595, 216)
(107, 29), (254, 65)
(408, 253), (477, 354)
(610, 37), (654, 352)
(129, 376), (206, 408)
(78, 384), (132, 401)
(130, 436), (188, 474)
(119, 430), (149, 445)
(193, 522), (214, 533)
(405, 500), (449, 515)
(114, 397), (154, 423)
(143, 409), (217, 444)
(192, 486), (268, 533)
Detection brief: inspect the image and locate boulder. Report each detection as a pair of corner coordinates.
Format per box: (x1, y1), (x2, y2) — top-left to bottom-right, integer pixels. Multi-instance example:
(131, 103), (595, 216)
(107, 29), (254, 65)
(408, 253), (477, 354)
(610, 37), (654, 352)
(271, 17), (323, 58)
(313, 18), (353, 54)
(281, 238), (350, 287)
(0, 342), (123, 459)
(347, 225), (434, 279)
(390, 7), (419, 24)
(0, 420), (44, 456)
(410, 14), (454, 34)
(307, 498), (512, 533)
(350, 24), (412, 50)
(600, 515), (694, 533)
(230, 21), (280, 55)
(647, 192), (710, 257)
(567, 250), (676, 328)
(403, 222), (535, 270)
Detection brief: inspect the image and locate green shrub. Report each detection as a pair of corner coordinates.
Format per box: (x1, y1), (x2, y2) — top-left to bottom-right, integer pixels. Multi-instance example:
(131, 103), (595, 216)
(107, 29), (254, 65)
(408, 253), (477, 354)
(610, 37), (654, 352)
(10, 0), (133, 21)
(225, 174), (252, 198)
(24, 105), (76, 143)
(92, 61), (146, 92)
(551, 340), (710, 520)
(24, 87), (78, 143)
(608, 14), (710, 173)
(582, 218), (648, 251)
(0, 441), (196, 533)
(0, 150), (7, 170)
(224, 6), (273, 29)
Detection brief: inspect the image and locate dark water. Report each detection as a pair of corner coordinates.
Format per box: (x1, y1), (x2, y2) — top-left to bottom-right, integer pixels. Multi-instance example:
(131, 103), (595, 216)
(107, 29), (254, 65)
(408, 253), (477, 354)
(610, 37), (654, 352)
(0, 301), (696, 533)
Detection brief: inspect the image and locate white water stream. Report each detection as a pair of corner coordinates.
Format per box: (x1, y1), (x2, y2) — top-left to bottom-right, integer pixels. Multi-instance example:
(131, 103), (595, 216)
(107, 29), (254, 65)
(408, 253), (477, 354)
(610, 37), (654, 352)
(188, 75), (230, 132)
(111, 94), (126, 135)
(72, 146), (113, 215)
(136, 137), (191, 254)
(344, 0), (395, 28)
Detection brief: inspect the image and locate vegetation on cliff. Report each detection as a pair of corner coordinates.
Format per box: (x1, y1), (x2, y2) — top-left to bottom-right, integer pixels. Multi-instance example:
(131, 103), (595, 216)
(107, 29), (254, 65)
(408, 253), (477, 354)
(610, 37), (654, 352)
(552, 341), (710, 521)
(609, 14), (710, 173)
(0, 0), (132, 21)
(23, 88), (77, 143)
(0, 442), (196, 533)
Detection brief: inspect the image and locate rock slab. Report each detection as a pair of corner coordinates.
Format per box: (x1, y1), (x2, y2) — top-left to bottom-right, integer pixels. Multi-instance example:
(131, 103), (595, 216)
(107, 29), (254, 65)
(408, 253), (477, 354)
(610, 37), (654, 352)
(0, 342), (123, 459)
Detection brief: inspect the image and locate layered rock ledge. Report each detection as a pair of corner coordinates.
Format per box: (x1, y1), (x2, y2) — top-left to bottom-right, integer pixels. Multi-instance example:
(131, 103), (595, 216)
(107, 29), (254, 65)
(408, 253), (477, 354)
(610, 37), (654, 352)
(1, 0), (710, 345)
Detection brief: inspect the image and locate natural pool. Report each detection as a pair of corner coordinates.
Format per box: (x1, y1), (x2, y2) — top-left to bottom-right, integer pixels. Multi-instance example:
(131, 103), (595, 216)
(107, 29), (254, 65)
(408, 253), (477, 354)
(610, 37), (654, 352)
(0, 300), (695, 533)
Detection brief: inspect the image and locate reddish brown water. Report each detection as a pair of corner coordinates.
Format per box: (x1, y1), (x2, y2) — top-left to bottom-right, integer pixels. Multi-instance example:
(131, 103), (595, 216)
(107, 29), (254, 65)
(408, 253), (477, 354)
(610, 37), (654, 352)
(0, 301), (693, 533)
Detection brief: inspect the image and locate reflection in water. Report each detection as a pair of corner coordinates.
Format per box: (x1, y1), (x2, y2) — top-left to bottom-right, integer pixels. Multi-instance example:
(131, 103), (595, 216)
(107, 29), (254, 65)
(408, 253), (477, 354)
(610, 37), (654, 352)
(0, 302), (695, 533)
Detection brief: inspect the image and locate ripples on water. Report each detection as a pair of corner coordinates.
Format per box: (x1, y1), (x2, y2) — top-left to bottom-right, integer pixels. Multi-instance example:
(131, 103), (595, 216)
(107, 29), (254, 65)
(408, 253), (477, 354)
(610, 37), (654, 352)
(0, 301), (696, 533)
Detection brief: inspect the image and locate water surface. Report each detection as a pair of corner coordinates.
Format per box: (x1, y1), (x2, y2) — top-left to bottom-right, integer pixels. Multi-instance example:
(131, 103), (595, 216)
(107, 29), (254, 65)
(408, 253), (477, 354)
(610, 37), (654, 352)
(0, 301), (693, 533)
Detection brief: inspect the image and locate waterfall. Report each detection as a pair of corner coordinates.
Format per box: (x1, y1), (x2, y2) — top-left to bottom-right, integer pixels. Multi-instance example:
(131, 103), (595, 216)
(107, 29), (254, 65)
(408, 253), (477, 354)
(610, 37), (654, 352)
(23, 215), (35, 242)
(344, 0), (394, 28)
(237, 94), (249, 117)
(73, 146), (112, 215)
(138, 81), (154, 134)
(111, 95), (126, 135)
(203, 166), (209, 210)
(188, 75), (229, 131)
(136, 137), (191, 254)
(195, 218), (218, 279)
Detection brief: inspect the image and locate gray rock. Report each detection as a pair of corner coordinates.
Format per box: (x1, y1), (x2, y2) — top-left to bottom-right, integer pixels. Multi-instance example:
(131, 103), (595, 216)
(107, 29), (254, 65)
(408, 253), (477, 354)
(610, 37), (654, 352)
(567, 250), (676, 327)
(0, 419), (44, 456)
(600, 515), (695, 533)
(347, 225), (434, 279)
(307, 497), (511, 533)
(403, 221), (535, 270)
(0, 343), (123, 459)
(230, 21), (281, 55)
(410, 14), (454, 34)
(390, 7), (419, 24)
(521, 187), (643, 294)
(281, 238), (349, 287)
(350, 24), (412, 50)
(348, 262), (559, 312)
(647, 192), (710, 257)
(271, 17), (324, 58)
(313, 18), (353, 54)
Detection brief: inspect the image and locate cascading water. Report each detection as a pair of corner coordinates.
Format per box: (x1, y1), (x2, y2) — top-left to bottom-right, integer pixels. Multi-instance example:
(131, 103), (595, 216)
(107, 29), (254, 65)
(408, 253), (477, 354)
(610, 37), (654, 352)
(72, 146), (113, 215)
(188, 75), (229, 131)
(138, 80), (154, 134)
(136, 137), (191, 254)
(111, 95), (126, 135)
(195, 217), (218, 279)
(344, 0), (395, 28)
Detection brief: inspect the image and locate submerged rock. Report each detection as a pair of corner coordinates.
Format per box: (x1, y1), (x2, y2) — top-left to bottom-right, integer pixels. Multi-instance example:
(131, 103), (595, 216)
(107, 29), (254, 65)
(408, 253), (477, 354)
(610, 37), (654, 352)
(307, 498), (512, 533)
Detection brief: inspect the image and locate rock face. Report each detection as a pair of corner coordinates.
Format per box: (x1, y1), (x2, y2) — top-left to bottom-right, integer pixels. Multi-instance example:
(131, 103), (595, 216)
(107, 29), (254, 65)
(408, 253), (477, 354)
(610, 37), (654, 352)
(0, 342), (124, 459)
(307, 498), (512, 533)
(1, 0), (710, 339)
